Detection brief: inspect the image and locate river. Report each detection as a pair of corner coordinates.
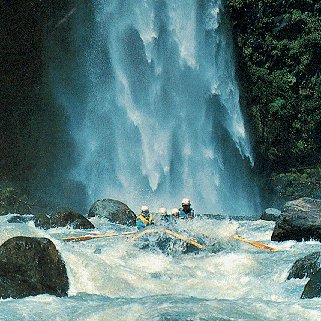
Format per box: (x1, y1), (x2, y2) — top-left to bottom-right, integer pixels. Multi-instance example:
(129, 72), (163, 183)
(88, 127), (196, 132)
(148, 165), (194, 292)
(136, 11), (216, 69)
(1, 215), (320, 320)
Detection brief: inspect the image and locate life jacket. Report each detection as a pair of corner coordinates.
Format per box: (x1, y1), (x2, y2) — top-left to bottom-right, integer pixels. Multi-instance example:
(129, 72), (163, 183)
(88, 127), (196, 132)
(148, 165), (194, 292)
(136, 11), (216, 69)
(136, 213), (153, 227)
(179, 208), (194, 219)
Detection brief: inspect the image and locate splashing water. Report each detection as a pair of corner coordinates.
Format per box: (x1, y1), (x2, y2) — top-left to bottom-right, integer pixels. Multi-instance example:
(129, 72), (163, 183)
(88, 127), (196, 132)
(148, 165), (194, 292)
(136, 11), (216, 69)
(49, 0), (260, 215)
(1, 215), (321, 321)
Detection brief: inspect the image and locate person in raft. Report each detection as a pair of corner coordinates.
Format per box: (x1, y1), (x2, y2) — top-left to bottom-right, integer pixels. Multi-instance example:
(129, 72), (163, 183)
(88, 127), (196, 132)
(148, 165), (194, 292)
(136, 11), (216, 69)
(171, 208), (179, 221)
(136, 205), (154, 231)
(179, 198), (195, 219)
(158, 207), (172, 224)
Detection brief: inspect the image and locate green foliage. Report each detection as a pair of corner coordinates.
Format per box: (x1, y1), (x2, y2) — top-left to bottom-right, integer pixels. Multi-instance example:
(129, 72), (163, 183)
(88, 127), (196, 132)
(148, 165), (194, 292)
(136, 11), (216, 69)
(0, 186), (32, 215)
(271, 166), (321, 200)
(226, 0), (321, 173)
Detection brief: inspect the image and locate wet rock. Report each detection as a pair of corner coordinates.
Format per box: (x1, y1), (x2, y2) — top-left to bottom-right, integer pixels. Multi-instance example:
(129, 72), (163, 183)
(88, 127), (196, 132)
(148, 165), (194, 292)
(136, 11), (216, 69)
(50, 209), (95, 229)
(0, 236), (69, 299)
(301, 268), (321, 299)
(271, 198), (321, 242)
(88, 199), (136, 226)
(34, 209), (95, 230)
(260, 208), (282, 221)
(7, 214), (34, 223)
(33, 213), (52, 229)
(287, 252), (320, 280)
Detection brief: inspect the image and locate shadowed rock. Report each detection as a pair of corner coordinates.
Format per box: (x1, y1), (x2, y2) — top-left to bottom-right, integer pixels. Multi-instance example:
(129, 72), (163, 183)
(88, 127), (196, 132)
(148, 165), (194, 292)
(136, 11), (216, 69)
(271, 198), (321, 242)
(34, 209), (95, 230)
(7, 214), (34, 224)
(88, 199), (136, 226)
(301, 268), (321, 299)
(0, 236), (69, 299)
(287, 252), (320, 280)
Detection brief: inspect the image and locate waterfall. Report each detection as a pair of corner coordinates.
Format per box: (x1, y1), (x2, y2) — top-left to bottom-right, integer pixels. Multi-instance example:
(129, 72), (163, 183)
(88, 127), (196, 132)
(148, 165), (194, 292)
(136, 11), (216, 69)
(49, 0), (260, 215)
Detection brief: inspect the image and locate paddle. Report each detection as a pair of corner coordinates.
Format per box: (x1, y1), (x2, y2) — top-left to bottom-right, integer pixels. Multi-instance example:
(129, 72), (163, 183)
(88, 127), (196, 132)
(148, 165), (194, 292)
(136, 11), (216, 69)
(230, 234), (278, 252)
(129, 229), (159, 242)
(62, 231), (136, 242)
(163, 229), (206, 249)
(129, 228), (206, 249)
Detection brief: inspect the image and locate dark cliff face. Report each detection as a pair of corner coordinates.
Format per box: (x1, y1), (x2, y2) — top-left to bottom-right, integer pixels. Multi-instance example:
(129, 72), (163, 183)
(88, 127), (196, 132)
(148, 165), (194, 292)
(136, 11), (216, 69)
(0, 0), (87, 212)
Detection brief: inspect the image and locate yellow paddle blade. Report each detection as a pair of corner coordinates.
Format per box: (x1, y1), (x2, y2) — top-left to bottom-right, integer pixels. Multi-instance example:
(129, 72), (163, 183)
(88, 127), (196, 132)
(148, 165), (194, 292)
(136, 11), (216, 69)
(129, 229), (205, 249)
(230, 235), (278, 252)
(129, 229), (158, 242)
(163, 229), (206, 249)
(63, 231), (136, 242)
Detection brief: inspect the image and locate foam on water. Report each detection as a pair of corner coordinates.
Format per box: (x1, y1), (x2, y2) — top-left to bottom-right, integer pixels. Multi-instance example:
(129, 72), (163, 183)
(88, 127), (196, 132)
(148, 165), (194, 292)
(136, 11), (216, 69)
(1, 216), (321, 320)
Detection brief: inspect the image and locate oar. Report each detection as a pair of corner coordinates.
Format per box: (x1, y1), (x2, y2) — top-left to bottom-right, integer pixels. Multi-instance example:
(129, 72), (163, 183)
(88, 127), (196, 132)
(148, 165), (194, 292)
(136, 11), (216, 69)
(163, 229), (206, 249)
(63, 231), (136, 242)
(230, 235), (278, 252)
(129, 229), (158, 242)
(129, 228), (206, 249)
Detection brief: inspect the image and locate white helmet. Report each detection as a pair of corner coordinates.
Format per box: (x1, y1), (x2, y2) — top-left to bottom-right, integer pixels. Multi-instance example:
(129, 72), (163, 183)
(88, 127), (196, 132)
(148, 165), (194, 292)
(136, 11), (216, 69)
(182, 198), (191, 206)
(141, 205), (149, 213)
(171, 208), (179, 215)
(158, 207), (167, 215)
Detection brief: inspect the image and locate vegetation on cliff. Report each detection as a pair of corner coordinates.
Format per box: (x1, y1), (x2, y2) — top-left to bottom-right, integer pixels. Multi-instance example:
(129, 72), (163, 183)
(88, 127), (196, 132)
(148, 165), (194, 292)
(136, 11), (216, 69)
(226, 0), (321, 201)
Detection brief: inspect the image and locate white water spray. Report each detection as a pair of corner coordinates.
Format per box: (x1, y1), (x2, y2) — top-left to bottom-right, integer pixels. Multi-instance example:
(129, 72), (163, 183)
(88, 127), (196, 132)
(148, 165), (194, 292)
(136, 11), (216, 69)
(50, 0), (260, 214)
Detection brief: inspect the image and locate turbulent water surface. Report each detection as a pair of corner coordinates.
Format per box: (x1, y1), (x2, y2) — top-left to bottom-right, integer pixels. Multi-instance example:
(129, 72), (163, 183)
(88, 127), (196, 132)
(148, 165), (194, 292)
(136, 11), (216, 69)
(49, 0), (260, 215)
(1, 215), (321, 321)
(9, 1), (319, 319)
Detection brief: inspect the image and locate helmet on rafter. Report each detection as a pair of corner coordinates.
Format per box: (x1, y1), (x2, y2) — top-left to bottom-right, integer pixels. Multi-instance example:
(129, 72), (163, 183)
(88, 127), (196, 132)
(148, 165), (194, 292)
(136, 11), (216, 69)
(141, 205), (149, 214)
(181, 198), (191, 206)
(171, 208), (179, 216)
(158, 207), (167, 215)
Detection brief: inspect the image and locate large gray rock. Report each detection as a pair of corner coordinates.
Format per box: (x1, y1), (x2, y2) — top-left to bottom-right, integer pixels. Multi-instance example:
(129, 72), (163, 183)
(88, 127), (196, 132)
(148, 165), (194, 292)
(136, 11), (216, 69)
(301, 268), (321, 299)
(88, 199), (136, 226)
(0, 236), (69, 299)
(271, 198), (321, 242)
(287, 252), (320, 280)
(283, 197), (321, 215)
(34, 209), (95, 230)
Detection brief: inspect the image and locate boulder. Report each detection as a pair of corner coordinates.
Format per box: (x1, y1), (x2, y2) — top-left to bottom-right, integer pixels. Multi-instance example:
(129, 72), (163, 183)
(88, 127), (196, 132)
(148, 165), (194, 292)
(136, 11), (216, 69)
(271, 198), (321, 242)
(301, 268), (321, 299)
(283, 197), (321, 215)
(34, 209), (95, 230)
(50, 209), (95, 229)
(7, 214), (34, 224)
(287, 252), (320, 280)
(88, 199), (136, 226)
(260, 208), (282, 221)
(33, 213), (52, 229)
(0, 236), (69, 299)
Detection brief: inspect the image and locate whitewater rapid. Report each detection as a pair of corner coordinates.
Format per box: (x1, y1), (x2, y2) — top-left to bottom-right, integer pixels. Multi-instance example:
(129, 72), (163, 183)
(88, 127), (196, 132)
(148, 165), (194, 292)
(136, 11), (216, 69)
(1, 215), (321, 321)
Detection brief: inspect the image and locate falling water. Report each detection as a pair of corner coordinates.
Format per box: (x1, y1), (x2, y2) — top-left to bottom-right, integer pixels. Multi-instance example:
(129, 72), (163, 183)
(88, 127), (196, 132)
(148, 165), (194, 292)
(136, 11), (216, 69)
(49, 0), (260, 215)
